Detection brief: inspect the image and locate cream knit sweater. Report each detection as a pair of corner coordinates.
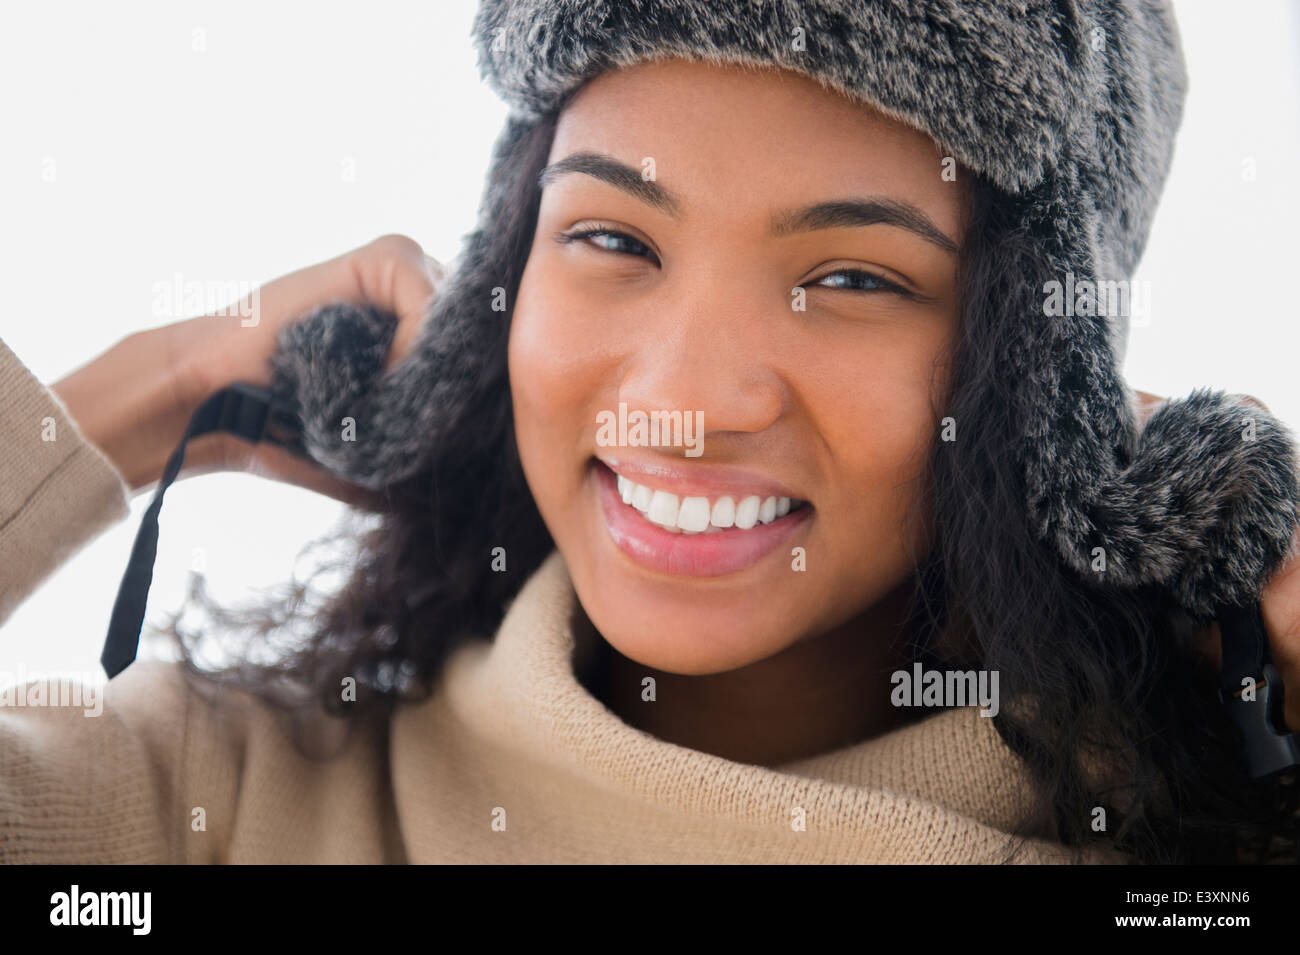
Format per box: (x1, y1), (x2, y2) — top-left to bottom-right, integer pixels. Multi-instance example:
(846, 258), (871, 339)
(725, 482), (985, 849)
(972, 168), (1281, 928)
(0, 337), (1128, 864)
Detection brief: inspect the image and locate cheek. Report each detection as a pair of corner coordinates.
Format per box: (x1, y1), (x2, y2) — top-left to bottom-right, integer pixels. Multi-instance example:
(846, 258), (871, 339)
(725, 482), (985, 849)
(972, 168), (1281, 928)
(808, 334), (947, 564)
(510, 280), (586, 416)
(509, 257), (628, 410)
(508, 263), (618, 520)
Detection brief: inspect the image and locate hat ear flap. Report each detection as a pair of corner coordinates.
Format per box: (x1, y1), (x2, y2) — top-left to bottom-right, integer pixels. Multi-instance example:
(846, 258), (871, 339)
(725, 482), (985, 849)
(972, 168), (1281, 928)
(1008, 185), (1300, 620)
(267, 299), (403, 489)
(1120, 392), (1300, 618)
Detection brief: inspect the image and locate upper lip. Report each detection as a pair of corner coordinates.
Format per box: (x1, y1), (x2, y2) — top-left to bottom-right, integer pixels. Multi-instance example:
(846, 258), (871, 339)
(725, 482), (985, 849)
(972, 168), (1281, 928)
(595, 454), (810, 503)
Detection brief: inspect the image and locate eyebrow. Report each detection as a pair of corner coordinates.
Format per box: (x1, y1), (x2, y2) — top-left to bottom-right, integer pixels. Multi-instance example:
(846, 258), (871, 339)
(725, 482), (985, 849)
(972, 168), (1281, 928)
(537, 151), (958, 254)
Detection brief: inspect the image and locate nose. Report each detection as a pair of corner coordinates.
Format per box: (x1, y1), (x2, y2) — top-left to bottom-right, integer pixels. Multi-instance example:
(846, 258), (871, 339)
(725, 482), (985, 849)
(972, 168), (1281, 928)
(616, 274), (786, 440)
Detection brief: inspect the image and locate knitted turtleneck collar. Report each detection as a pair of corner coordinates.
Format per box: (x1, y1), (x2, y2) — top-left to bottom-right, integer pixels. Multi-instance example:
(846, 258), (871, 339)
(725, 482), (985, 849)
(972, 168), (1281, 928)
(389, 548), (1128, 863)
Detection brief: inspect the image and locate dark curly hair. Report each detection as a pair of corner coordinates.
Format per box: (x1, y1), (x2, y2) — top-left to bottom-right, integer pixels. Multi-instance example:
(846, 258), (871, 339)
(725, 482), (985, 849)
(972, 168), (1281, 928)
(156, 105), (1300, 865)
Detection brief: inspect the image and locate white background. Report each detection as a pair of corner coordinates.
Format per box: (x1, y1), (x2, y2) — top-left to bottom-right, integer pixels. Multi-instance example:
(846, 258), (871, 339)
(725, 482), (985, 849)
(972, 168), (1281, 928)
(1, 0), (1298, 674)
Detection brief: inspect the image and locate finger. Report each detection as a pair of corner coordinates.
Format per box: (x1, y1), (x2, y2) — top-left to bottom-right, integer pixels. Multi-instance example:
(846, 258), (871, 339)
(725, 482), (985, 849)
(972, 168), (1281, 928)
(352, 238), (441, 371)
(1133, 390), (1166, 428)
(1260, 526), (1300, 728)
(202, 236), (440, 389)
(1246, 521), (1300, 731)
(244, 442), (391, 512)
(242, 245), (374, 333)
(198, 431), (390, 511)
(1230, 393), (1270, 414)
(187, 243), (386, 391)
(250, 235), (433, 339)
(423, 252), (447, 286)
(1191, 620), (1299, 734)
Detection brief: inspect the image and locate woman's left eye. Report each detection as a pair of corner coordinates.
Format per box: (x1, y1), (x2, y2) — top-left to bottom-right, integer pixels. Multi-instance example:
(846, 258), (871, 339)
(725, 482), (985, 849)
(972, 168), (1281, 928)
(810, 269), (909, 296)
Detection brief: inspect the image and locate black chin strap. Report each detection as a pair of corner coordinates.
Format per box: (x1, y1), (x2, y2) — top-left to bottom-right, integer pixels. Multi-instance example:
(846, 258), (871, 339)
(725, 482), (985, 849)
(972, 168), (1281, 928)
(1217, 600), (1300, 778)
(100, 383), (307, 678)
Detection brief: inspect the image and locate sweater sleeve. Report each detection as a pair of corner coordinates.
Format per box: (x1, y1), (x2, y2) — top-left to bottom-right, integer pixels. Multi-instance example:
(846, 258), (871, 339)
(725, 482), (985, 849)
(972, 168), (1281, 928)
(2, 654), (385, 864)
(0, 336), (131, 626)
(0, 661), (189, 862)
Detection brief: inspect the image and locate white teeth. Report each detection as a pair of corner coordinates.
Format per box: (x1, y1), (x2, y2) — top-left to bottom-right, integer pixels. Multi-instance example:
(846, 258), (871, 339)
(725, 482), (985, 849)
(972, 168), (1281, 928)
(677, 496), (711, 532)
(734, 495), (760, 529)
(647, 490), (679, 528)
(709, 496), (735, 528)
(611, 467), (806, 533)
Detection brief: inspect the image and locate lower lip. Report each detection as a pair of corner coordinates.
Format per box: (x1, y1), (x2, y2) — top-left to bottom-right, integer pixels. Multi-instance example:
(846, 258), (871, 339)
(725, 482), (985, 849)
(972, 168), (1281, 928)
(594, 460), (813, 578)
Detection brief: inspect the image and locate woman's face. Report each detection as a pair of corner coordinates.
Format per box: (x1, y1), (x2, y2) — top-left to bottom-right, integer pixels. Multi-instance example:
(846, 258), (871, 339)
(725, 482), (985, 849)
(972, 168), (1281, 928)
(510, 59), (966, 675)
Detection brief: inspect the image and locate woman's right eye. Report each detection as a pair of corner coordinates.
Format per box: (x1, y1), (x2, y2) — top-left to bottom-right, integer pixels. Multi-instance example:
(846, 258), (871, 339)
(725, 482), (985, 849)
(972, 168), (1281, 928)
(556, 227), (659, 264)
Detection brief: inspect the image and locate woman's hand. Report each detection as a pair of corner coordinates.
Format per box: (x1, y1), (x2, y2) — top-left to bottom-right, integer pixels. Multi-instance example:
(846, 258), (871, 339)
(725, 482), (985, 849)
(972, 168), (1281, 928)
(1135, 390), (1300, 734)
(1254, 527), (1300, 735)
(52, 235), (444, 509)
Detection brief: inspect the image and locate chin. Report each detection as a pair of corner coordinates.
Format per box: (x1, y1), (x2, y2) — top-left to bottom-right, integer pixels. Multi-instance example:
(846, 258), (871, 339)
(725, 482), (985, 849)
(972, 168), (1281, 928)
(569, 566), (805, 674)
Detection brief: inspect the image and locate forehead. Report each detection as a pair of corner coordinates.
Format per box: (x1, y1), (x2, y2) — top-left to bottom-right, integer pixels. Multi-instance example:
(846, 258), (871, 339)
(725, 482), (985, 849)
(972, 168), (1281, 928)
(548, 59), (965, 238)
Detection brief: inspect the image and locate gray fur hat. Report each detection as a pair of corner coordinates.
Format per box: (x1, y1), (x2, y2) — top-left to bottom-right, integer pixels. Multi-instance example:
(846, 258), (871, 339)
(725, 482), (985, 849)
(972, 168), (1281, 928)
(267, 0), (1300, 621)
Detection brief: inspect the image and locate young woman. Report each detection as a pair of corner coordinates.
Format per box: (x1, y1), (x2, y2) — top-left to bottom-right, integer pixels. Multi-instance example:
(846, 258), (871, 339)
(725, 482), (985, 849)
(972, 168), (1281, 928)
(3, 1), (1299, 865)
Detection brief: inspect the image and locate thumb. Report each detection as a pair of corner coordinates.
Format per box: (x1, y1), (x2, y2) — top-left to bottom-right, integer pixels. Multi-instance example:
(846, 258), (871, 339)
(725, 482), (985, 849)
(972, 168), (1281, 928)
(1133, 390), (1165, 429)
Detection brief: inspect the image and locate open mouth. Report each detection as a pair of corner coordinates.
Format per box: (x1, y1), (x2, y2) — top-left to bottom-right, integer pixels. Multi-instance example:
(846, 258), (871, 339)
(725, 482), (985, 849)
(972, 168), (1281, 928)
(592, 459), (814, 577)
(612, 470), (811, 534)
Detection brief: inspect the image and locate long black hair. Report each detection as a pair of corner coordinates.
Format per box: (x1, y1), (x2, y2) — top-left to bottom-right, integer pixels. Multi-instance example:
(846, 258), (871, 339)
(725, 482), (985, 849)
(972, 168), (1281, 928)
(159, 105), (1299, 864)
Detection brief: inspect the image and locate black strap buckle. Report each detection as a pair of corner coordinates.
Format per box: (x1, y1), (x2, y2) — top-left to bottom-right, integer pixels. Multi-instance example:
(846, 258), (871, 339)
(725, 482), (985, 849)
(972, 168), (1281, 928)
(100, 384), (308, 678)
(1217, 601), (1300, 779)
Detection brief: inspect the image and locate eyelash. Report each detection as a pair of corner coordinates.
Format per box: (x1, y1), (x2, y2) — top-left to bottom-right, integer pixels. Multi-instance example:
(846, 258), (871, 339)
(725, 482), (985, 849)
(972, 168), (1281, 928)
(558, 227), (661, 264)
(556, 226), (915, 299)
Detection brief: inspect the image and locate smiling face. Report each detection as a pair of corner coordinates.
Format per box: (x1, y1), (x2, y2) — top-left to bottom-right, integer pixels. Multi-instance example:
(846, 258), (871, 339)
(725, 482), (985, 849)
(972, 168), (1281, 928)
(509, 59), (967, 676)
